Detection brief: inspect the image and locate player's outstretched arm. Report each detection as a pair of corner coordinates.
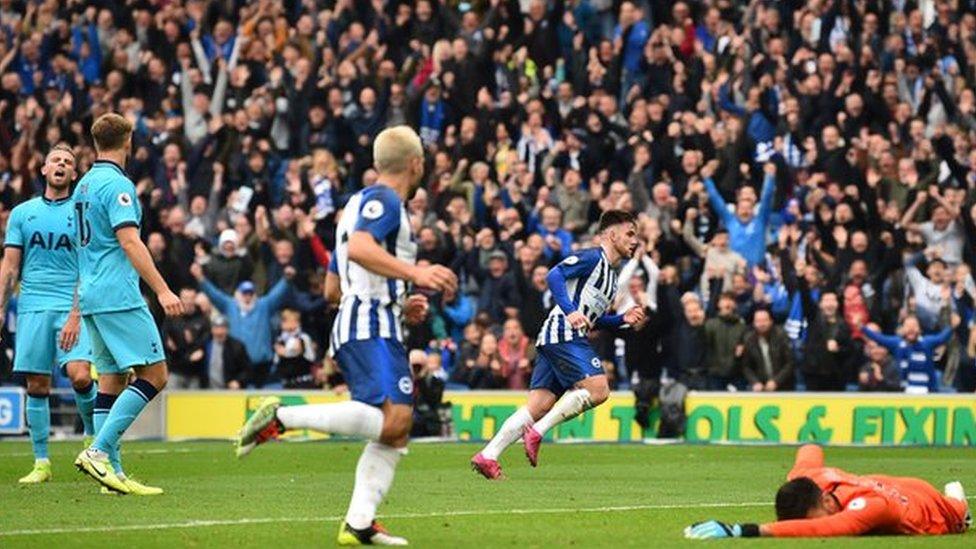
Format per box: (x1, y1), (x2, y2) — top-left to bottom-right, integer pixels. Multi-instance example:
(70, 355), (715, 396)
(0, 246), (22, 334)
(348, 231), (457, 292)
(116, 226), (184, 317)
(686, 498), (885, 539)
(760, 500), (888, 538)
(594, 305), (645, 330)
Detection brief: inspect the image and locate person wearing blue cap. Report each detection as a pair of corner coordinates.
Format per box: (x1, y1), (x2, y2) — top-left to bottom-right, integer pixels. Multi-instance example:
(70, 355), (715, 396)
(190, 261), (294, 388)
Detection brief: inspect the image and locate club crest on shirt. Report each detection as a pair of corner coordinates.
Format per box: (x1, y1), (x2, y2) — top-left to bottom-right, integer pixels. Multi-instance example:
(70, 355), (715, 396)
(398, 376), (413, 394)
(362, 200), (384, 220)
(563, 255), (579, 265)
(118, 192), (133, 207)
(846, 497), (867, 511)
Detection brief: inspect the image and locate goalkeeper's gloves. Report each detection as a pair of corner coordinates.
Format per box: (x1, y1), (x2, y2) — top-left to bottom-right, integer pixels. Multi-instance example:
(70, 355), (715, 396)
(683, 520), (760, 539)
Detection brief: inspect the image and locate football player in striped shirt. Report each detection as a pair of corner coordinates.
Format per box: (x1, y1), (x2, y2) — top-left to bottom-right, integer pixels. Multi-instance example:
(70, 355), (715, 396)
(235, 126), (457, 546)
(472, 210), (646, 479)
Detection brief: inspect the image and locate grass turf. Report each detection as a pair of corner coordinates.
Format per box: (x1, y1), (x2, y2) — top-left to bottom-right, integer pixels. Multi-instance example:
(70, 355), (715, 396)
(0, 440), (972, 547)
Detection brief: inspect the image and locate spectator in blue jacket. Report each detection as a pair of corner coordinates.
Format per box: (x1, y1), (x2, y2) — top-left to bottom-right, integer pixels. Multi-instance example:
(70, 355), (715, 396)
(702, 160), (777, 267)
(613, 1), (650, 99)
(859, 316), (954, 394)
(192, 262), (294, 388)
(441, 285), (475, 346)
(71, 20), (101, 85)
(717, 74), (778, 149)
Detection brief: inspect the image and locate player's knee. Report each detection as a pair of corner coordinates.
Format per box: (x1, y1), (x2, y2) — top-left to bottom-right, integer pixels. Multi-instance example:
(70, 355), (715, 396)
(153, 375), (169, 391)
(380, 419), (411, 446)
(65, 362), (93, 389)
(25, 375), (51, 396)
(526, 390), (557, 420)
(140, 361), (169, 391)
(380, 413), (412, 447)
(587, 383), (610, 406)
(526, 405), (548, 422)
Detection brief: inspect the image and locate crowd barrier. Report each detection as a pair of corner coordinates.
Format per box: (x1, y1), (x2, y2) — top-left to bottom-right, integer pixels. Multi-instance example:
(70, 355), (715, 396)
(2, 388), (974, 446)
(162, 390), (976, 447)
(164, 391), (656, 442)
(684, 393), (976, 446)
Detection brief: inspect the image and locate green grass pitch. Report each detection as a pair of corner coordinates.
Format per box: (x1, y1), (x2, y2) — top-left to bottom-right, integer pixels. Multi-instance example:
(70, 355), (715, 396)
(0, 441), (973, 547)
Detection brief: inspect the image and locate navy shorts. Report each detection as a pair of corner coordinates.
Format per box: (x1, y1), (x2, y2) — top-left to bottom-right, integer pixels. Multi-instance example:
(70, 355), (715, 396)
(335, 338), (413, 406)
(530, 339), (604, 396)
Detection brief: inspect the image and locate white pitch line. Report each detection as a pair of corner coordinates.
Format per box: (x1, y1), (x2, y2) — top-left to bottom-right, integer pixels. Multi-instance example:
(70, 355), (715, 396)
(0, 501), (770, 537)
(3, 496), (974, 537)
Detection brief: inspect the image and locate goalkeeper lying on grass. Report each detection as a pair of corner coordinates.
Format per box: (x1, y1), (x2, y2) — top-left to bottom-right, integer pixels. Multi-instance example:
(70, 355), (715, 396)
(685, 445), (971, 539)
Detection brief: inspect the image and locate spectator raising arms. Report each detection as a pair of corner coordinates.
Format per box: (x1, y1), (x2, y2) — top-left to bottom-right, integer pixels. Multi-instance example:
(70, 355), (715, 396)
(0, 0), (975, 396)
(191, 262), (292, 388)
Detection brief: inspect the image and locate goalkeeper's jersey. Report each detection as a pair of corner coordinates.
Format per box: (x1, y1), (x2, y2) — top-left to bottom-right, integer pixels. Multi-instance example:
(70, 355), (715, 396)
(765, 445), (968, 537)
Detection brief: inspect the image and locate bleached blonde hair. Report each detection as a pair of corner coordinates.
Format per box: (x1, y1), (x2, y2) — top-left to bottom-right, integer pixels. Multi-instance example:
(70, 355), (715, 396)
(373, 125), (423, 175)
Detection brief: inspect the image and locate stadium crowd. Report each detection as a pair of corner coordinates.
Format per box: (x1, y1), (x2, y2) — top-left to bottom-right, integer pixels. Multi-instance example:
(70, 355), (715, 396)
(2, 0), (976, 398)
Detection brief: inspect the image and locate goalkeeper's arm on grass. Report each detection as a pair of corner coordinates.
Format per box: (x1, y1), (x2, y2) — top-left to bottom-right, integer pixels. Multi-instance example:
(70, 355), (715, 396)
(683, 503), (886, 539)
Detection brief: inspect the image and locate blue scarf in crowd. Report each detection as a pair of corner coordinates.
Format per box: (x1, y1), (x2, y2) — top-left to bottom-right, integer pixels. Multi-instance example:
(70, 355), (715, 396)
(785, 287), (820, 350)
(419, 99), (445, 146)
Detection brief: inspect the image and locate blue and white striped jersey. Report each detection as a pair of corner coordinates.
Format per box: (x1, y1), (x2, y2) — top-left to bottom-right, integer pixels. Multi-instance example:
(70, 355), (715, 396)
(330, 184), (417, 353)
(537, 247), (622, 347)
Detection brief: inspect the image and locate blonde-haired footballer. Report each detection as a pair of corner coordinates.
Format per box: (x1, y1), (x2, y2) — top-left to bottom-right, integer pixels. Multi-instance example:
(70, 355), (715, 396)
(236, 126), (457, 546)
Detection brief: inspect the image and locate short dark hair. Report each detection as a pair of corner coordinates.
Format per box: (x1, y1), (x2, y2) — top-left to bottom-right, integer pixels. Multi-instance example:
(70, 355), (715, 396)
(597, 210), (636, 233)
(775, 477), (822, 521)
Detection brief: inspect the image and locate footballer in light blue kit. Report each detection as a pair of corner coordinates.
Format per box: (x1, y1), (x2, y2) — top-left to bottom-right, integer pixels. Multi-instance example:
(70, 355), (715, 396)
(235, 126), (458, 546)
(0, 145), (97, 484)
(73, 113), (185, 496)
(472, 210), (646, 480)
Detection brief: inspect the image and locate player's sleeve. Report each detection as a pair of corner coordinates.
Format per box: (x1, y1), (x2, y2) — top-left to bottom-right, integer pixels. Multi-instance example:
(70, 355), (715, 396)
(328, 253), (338, 274)
(353, 187), (401, 243)
(594, 313), (625, 329)
(3, 207), (23, 249)
(105, 178), (140, 231)
(763, 496), (892, 537)
(553, 249), (600, 280)
(546, 251), (599, 314)
(787, 444), (825, 480)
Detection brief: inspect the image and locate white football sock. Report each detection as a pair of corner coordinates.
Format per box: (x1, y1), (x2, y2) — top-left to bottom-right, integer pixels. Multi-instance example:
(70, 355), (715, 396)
(480, 407), (533, 460)
(276, 402), (384, 440)
(345, 442), (405, 530)
(532, 389), (594, 436)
